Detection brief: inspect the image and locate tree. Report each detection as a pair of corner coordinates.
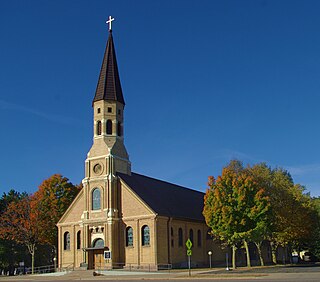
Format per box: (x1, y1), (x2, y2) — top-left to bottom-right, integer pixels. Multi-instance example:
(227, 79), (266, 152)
(0, 190), (29, 274)
(32, 174), (80, 258)
(248, 163), (273, 266)
(203, 160), (270, 269)
(309, 197), (320, 259)
(0, 195), (40, 274)
(248, 164), (318, 264)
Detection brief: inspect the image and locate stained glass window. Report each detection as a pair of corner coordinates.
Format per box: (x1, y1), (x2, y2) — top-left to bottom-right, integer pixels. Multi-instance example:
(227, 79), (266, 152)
(197, 230), (201, 247)
(93, 238), (104, 248)
(64, 232), (70, 250)
(126, 227), (133, 246)
(142, 225), (150, 246)
(106, 120), (112, 135)
(92, 188), (101, 210)
(77, 231), (81, 249)
(97, 121), (102, 135)
(178, 228), (183, 247)
(189, 229), (194, 244)
(117, 122), (122, 136)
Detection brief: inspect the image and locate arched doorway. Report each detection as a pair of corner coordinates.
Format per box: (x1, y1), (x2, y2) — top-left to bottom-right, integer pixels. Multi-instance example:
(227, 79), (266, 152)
(87, 238), (107, 270)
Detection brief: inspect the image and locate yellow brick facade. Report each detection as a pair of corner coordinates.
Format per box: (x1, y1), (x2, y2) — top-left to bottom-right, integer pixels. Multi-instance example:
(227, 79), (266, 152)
(58, 177), (226, 269)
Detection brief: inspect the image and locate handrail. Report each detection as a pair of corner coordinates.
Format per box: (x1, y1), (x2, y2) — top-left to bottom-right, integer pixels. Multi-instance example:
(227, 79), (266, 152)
(95, 263), (172, 273)
(24, 264), (55, 275)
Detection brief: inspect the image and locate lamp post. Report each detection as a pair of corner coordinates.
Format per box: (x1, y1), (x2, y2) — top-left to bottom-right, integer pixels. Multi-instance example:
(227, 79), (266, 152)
(226, 252), (230, 271)
(53, 257), (57, 272)
(208, 251), (212, 269)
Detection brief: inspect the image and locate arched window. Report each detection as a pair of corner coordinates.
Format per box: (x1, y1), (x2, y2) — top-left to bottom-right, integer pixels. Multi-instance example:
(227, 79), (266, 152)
(117, 122), (122, 136)
(197, 230), (201, 247)
(92, 188), (101, 210)
(77, 231), (81, 249)
(171, 227), (174, 247)
(189, 229), (194, 244)
(106, 120), (112, 135)
(92, 238), (104, 248)
(142, 225), (150, 246)
(126, 227), (133, 247)
(64, 232), (70, 250)
(96, 121), (102, 135)
(178, 228), (183, 247)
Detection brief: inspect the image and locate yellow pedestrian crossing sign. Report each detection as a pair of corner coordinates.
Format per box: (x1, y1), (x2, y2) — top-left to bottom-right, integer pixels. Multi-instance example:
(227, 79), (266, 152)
(187, 249), (192, 256)
(186, 239), (192, 249)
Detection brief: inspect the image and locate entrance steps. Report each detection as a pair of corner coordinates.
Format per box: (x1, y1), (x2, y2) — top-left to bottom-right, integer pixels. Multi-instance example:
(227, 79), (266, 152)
(63, 269), (95, 279)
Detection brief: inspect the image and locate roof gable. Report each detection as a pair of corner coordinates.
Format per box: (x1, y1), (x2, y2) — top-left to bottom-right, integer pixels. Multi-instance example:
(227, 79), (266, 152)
(120, 179), (156, 218)
(118, 172), (205, 222)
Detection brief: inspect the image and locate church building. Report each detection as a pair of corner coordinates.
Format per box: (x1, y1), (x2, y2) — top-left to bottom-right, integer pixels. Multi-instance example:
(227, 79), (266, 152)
(57, 20), (224, 270)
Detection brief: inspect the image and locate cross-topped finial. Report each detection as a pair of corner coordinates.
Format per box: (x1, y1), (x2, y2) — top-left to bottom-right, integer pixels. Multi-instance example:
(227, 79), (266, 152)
(106, 16), (115, 31)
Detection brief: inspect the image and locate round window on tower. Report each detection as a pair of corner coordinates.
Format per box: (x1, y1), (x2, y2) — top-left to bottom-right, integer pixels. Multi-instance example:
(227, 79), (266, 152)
(93, 163), (103, 175)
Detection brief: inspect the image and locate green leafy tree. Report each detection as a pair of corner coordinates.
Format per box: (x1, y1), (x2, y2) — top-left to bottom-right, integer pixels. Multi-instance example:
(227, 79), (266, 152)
(248, 163), (273, 266)
(309, 197), (320, 259)
(249, 165), (318, 264)
(203, 160), (270, 269)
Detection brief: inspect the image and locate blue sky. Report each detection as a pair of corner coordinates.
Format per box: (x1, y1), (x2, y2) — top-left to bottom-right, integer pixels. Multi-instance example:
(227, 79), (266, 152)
(1, 0), (320, 196)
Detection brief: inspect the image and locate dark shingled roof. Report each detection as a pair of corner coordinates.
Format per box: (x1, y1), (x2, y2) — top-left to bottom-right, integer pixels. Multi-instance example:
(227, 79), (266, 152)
(118, 172), (205, 222)
(93, 30), (125, 105)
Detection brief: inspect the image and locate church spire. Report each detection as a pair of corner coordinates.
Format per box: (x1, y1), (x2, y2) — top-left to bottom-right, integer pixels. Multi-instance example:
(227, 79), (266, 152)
(93, 27), (125, 105)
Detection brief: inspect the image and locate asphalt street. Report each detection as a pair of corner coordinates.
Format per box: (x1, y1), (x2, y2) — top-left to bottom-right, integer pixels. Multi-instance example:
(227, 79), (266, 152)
(0, 264), (319, 282)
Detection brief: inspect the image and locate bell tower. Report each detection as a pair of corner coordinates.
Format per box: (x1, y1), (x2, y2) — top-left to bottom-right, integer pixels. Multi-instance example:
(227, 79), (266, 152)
(81, 18), (130, 267)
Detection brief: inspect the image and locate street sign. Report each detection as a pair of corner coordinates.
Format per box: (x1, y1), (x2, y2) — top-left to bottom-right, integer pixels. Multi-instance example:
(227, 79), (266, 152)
(185, 239), (193, 277)
(104, 251), (112, 260)
(186, 239), (193, 249)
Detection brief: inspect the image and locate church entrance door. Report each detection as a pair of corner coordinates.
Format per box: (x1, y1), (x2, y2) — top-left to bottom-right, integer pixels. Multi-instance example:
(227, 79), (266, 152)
(86, 238), (107, 269)
(87, 249), (105, 269)
(93, 249), (104, 269)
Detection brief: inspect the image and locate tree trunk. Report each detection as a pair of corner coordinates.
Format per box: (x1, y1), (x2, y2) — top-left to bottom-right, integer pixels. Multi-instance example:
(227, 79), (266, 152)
(255, 242), (264, 266)
(270, 241), (277, 264)
(31, 251), (35, 274)
(27, 243), (36, 274)
(232, 245), (237, 269)
(243, 240), (251, 267)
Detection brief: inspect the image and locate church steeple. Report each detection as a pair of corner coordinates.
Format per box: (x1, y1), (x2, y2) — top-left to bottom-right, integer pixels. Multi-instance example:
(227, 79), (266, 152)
(93, 30), (125, 105)
(87, 21), (130, 176)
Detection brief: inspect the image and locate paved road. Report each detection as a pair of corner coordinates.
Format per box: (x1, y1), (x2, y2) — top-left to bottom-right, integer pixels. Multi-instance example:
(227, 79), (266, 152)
(0, 265), (319, 281)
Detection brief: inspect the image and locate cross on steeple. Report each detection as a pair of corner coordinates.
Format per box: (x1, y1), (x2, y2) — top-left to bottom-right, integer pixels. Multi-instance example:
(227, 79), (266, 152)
(106, 16), (115, 31)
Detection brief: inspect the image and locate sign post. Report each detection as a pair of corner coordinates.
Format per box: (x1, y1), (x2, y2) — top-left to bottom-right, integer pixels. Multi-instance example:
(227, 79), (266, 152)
(186, 239), (193, 277)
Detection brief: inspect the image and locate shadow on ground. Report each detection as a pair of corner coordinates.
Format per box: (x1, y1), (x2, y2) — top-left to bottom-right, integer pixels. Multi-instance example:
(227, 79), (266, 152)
(200, 263), (320, 275)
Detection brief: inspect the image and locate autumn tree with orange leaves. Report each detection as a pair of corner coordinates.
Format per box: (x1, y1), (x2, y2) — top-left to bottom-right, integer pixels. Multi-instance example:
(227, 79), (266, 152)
(0, 190), (29, 274)
(0, 195), (40, 274)
(0, 175), (80, 273)
(203, 160), (270, 269)
(32, 174), (80, 257)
